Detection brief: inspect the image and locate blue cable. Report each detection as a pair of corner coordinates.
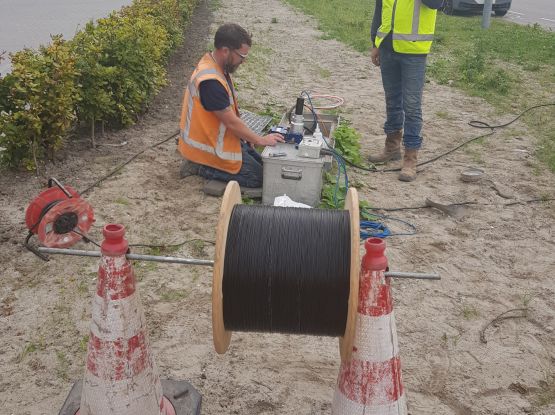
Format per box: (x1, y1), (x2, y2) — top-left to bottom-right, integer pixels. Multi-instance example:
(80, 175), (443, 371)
(360, 221), (391, 239)
(360, 209), (417, 238)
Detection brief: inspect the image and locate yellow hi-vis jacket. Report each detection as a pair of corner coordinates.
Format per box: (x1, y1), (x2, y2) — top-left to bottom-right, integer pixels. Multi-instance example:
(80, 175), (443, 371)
(179, 53), (242, 174)
(375, 0), (437, 54)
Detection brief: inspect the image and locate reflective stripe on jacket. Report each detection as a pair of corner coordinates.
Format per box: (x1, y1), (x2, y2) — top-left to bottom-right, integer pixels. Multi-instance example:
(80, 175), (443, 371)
(375, 0), (437, 54)
(178, 53), (242, 174)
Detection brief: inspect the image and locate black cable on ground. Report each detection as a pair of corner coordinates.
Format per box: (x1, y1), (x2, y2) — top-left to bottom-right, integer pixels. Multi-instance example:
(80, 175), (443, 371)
(468, 103), (555, 129)
(381, 129), (495, 172)
(365, 198), (555, 212)
(79, 130), (180, 195)
(504, 197), (555, 206)
(344, 102), (555, 173)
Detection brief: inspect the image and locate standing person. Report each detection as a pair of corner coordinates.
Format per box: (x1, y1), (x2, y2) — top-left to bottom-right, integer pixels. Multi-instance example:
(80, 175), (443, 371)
(369, 0), (443, 181)
(178, 23), (284, 188)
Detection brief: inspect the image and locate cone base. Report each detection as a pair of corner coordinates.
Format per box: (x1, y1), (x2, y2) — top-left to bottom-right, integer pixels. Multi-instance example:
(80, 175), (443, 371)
(59, 379), (202, 415)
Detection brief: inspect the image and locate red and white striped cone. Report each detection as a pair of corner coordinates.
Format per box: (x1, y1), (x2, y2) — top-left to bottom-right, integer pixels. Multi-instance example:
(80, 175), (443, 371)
(79, 224), (175, 415)
(332, 237), (407, 415)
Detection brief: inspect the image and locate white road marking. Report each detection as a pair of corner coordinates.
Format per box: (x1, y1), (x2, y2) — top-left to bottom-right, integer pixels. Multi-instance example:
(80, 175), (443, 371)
(539, 17), (555, 23)
(508, 11), (525, 16)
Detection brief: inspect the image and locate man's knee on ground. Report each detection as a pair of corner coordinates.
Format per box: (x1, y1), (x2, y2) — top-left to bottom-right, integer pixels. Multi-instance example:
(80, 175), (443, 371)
(180, 159), (200, 178)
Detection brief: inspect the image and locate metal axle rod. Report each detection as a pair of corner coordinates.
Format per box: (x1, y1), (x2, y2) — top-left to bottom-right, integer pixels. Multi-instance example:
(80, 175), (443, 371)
(384, 271), (440, 280)
(37, 247), (440, 280)
(37, 247), (214, 266)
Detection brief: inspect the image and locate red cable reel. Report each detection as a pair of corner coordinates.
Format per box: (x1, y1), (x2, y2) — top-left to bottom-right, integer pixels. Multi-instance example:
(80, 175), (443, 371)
(25, 179), (95, 249)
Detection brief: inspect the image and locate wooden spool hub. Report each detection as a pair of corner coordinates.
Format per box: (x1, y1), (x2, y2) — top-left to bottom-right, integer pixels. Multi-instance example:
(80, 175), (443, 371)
(212, 181), (360, 362)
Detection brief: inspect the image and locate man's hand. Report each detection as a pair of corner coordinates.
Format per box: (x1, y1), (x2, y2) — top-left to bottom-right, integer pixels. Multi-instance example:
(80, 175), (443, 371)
(214, 109), (285, 147)
(259, 133), (285, 146)
(371, 47), (380, 67)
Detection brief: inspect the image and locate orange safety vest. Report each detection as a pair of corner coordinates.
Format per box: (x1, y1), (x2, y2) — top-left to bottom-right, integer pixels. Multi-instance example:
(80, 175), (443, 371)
(178, 53), (242, 173)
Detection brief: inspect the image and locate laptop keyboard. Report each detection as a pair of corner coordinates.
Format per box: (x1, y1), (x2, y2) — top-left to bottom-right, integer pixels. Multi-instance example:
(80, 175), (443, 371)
(240, 109), (273, 135)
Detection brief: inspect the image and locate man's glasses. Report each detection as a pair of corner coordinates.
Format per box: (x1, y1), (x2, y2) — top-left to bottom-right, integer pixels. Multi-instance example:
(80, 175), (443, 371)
(232, 49), (248, 61)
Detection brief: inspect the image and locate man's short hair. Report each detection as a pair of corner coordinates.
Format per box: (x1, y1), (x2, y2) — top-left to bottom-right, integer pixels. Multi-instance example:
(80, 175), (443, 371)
(214, 23), (252, 50)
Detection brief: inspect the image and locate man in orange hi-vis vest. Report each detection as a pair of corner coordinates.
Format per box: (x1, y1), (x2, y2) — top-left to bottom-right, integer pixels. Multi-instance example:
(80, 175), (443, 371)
(178, 23), (284, 188)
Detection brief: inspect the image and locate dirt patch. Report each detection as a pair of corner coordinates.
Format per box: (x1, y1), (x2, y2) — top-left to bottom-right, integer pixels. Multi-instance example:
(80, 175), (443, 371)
(1, 0), (554, 414)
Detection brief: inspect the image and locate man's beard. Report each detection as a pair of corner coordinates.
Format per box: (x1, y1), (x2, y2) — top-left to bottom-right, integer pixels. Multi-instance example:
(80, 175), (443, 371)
(224, 57), (240, 74)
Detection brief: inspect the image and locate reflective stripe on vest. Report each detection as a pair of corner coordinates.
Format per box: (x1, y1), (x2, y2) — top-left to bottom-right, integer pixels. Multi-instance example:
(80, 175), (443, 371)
(375, 0), (437, 54)
(181, 68), (241, 162)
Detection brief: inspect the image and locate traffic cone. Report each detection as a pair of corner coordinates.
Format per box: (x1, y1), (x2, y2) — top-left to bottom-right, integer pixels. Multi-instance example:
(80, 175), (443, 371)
(331, 237), (407, 415)
(58, 224), (201, 415)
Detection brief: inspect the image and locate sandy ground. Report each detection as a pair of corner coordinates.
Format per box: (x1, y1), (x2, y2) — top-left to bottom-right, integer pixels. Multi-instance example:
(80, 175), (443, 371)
(1, 0), (555, 414)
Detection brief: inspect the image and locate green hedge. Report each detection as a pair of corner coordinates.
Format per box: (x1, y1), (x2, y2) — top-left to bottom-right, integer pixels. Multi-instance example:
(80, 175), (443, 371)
(72, 13), (170, 128)
(0, 0), (198, 169)
(0, 36), (77, 169)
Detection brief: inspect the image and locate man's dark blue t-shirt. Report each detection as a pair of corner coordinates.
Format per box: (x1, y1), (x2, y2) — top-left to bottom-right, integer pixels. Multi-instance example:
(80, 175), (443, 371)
(199, 71), (236, 112)
(199, 80), (230, 111)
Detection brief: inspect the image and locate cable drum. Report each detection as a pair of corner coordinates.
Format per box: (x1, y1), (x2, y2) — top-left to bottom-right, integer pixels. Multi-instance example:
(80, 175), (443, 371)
(25, 182), (95, 248)
(224, 205), (351, 335)
(212, 182), (360, 361)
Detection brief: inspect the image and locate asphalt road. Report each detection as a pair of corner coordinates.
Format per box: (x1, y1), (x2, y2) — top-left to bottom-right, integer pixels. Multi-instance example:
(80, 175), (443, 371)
(0, 0), (132, 75)
(506, 0), (555, 30)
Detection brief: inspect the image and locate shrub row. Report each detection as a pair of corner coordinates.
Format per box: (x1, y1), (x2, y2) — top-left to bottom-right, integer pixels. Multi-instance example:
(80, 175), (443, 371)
(0, 0), (198, 169)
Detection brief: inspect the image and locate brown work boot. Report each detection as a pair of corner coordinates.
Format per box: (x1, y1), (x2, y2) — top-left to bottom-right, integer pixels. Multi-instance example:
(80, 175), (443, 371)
(368, 130), (402, 163)
(398, 149), (418, 182)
